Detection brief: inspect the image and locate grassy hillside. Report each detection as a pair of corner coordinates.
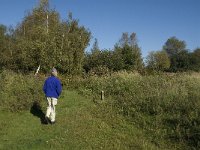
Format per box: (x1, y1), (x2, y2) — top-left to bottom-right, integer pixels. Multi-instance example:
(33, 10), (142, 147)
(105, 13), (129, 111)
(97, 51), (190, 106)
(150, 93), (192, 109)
(0, 90), (160, 150)
(70, 71), (200, 149)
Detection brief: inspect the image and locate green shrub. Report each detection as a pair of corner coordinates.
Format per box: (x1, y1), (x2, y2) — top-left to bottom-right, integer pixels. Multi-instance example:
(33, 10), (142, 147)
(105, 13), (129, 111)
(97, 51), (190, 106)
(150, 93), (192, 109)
(0, 70), (44, 112)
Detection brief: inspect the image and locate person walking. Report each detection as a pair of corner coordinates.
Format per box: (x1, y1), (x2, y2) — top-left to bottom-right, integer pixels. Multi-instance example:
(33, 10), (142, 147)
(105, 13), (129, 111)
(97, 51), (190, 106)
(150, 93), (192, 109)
(43, 68), (62, 124)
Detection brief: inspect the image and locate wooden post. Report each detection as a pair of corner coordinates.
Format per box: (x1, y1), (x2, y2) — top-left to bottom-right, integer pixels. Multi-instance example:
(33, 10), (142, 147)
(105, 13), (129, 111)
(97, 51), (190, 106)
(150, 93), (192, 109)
(101, 91), (104, 100)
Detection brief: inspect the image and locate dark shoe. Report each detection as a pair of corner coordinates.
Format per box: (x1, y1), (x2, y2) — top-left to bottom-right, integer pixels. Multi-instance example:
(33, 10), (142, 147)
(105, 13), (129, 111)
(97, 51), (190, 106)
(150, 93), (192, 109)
(43, 119), (48, 125)
(45, 116), (51, 124)
(50, 121), (56, 125)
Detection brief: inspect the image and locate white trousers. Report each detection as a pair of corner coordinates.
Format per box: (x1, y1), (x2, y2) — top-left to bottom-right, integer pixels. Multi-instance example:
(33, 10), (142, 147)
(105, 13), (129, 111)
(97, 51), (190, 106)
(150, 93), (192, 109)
(46, 97), (57, 122)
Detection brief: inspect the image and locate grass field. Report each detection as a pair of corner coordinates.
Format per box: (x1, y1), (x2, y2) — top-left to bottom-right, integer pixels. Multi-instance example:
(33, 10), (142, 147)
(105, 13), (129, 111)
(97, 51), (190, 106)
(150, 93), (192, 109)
(69, 72), (200, 149)
(1, 71), (200, 149)
(0, 90), (160, 150)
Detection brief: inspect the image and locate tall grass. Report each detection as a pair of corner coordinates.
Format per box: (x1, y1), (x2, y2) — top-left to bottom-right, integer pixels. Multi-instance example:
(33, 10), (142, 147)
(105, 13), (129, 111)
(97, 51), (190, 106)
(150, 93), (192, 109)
(70, 71), (200, 149)
(0, 70), (44, 112)
(1, 69), (200, 148)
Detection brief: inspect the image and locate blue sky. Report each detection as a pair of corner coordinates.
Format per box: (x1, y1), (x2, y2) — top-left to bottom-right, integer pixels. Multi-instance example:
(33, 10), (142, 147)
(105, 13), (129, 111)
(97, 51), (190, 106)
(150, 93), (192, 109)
(0, 0), (199, 58)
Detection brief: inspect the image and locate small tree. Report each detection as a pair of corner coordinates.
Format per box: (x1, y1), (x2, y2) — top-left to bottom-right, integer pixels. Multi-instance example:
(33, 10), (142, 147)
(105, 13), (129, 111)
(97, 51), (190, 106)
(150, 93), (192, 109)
(163, 37), (188, 72)
(146, 50), (170, 71)
(83, 38), (101, 73)
(163, 36), (186, 57)
(115, 32), (143, 71)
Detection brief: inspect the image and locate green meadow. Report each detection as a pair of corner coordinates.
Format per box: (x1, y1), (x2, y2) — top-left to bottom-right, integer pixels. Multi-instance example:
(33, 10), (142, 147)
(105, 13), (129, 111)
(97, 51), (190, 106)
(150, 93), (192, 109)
(0, 70), (200, 149)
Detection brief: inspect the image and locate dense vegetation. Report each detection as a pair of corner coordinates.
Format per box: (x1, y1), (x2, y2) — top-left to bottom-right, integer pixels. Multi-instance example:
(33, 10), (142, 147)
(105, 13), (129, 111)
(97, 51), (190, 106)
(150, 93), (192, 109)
(0, 70), (44, 112)
(71, 72), (200, 149)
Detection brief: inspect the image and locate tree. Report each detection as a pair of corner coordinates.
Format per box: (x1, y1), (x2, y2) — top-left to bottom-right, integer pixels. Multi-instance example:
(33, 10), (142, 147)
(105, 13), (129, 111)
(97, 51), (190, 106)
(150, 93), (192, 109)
(118, 32), (129, 47)
(163, 37), (188, 72)
(60, 13), (91, 75)
(163, 36), (186, 57)
(110, 45), (125, 71)
(12, 0), (91, 74)
(91, 38), (100, 53)
(0, 25), (14, 70)
(189, 48), (200, 71)
(0, 25), (8, 69)
(13, 0), (59, 72)
(83, 38), (101, 73)
(115, 32), (143, 71)
(146, 50), (170, 71)
(172, 50), (191, 71)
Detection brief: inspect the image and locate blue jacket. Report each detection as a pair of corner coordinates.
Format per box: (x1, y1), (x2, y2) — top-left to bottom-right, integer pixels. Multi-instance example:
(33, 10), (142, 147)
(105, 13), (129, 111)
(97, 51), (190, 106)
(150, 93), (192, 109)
(43, 76), (62, 99)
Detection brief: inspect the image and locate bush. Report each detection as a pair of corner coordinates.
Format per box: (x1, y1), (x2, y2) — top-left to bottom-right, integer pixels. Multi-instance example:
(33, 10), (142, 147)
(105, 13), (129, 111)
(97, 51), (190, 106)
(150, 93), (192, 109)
(0, 70), (44, 112)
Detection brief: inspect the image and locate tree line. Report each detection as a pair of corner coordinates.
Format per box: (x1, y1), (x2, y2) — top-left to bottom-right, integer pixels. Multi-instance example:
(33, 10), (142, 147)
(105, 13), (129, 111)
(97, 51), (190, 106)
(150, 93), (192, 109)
(84, 32), (143, 75)
(0, 0), (199, 75)
(85, 34), (200, 75)
(146, 37), (200, 72)
(0, 0), (90, 75)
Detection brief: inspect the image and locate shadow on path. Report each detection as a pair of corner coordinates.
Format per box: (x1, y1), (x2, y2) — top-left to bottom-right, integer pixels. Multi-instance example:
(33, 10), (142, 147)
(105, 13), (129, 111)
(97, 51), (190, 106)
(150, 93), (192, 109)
(30, 102), (48, 125)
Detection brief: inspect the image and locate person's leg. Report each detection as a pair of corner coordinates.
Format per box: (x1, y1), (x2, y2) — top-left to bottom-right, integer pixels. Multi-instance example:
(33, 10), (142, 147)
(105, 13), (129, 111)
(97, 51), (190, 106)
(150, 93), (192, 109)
(50, 98), (57, 123)
(46, 97), (51, 118)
